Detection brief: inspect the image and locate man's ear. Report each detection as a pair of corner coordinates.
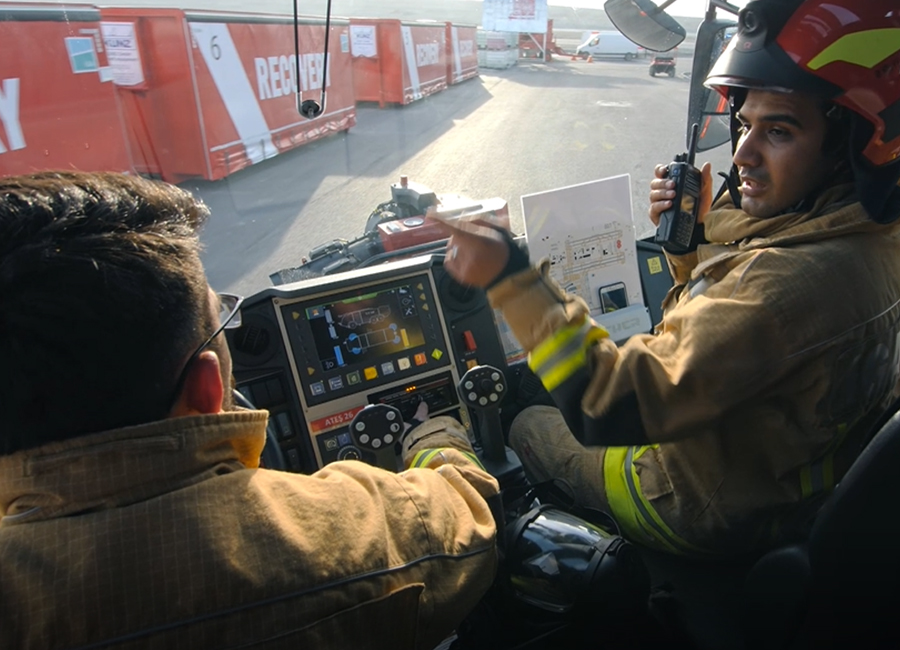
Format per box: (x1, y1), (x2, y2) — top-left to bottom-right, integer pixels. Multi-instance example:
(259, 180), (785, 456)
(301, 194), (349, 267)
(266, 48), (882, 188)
(169, 350), (225, 417)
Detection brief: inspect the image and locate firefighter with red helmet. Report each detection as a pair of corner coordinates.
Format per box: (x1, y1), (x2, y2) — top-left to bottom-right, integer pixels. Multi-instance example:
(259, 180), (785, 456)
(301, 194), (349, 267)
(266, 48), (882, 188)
(436, 0), (900, 555)
(701, 0), (900, 222)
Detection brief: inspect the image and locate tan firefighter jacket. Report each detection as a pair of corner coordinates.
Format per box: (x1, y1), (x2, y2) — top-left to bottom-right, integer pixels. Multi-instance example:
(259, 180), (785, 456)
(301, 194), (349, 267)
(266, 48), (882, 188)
(489, 184), (900, 555)
(0, 410), (498, 649)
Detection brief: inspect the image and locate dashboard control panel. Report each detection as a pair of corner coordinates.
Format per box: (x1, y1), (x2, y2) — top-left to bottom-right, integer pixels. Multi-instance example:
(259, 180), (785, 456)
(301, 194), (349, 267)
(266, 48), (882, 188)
(228, 255), (514, 474)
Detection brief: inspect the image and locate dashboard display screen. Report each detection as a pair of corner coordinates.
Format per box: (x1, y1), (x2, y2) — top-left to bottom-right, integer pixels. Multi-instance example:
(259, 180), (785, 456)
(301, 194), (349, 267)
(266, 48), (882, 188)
(305, 286), (426, 372)
(281, 274), (450, 405)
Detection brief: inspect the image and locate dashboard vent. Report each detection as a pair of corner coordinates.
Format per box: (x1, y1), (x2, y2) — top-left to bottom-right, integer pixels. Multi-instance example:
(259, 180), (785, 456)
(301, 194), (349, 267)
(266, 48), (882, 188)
(229, 314), (278, 366)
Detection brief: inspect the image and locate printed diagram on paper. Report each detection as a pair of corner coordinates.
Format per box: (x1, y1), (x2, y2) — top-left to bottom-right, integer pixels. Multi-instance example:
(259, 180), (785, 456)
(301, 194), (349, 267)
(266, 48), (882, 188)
(542, 223), (639, 313)
(521, 174), (645, 317)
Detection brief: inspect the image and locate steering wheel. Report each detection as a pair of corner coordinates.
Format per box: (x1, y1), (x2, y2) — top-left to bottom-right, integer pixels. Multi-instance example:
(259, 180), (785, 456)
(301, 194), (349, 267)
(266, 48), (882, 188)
(232, 389), (288, 471)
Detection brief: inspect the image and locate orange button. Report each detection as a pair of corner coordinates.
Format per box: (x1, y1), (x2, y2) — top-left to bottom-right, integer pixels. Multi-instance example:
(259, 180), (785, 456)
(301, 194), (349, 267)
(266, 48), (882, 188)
(463, 330), (477, 351)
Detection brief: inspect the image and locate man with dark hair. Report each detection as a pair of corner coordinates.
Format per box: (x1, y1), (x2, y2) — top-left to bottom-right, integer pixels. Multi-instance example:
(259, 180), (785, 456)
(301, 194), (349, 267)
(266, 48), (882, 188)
(0, 171), (498, 650)
(435, 0), (900, 556)
(1, 172), (217, 448)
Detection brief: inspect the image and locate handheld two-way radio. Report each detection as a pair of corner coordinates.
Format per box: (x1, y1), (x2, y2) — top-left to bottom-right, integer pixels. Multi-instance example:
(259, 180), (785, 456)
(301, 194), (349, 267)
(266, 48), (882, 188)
(655, 122), (703, 253)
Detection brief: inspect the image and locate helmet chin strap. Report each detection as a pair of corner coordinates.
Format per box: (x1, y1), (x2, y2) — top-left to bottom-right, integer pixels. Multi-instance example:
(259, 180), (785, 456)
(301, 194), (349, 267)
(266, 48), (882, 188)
(718, 168), (742, 208)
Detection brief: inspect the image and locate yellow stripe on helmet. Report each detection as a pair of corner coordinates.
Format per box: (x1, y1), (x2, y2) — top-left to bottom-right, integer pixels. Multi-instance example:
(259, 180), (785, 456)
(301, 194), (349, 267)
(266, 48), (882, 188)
(807, 28), (900, 70)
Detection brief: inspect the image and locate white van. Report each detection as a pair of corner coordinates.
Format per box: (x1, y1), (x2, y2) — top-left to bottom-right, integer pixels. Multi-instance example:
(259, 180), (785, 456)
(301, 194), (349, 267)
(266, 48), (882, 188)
(575, 31), (640, 60)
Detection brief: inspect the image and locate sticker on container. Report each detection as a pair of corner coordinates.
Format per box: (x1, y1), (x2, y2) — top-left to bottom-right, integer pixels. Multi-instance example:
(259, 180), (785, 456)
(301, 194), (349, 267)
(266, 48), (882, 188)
(350, 25), (377, 57)
(65, 37), (99, 74)
(101, 22), (146, 87)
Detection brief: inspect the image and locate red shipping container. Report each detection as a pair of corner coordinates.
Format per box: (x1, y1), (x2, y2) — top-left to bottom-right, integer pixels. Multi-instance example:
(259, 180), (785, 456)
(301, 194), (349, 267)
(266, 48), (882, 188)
(350, 19), (447, 107)
(100, 8), (356, 182)
(445, 24), (478, 85)
(0, 3), (133, 177)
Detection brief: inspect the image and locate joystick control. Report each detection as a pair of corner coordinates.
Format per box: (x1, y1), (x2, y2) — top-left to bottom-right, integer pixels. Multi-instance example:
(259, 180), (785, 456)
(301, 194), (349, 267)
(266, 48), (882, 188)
(347, 404), (405, 471)
(457, 365), (508, 463)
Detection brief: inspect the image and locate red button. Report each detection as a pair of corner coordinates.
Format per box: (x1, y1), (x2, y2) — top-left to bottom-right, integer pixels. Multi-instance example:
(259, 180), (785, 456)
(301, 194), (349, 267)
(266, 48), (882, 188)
(463, 330), (477, 351)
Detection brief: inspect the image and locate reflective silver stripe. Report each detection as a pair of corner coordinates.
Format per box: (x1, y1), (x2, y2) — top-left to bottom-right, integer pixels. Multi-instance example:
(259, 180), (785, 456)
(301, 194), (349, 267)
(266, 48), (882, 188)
(624, 447), (692, 553)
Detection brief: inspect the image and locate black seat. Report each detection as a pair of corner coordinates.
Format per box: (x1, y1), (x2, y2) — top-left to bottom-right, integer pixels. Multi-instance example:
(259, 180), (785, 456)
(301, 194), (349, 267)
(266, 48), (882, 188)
(783, 405), (900, 649)
(643, 402), (900, 650)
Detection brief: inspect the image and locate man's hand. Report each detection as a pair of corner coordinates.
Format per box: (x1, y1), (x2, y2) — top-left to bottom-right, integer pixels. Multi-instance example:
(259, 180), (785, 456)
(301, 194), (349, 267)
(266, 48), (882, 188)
(648, 161), (713, 227)
(403, 399), (430, 436)
(427, 211), (511, 289)
(401, 414), (474, 467)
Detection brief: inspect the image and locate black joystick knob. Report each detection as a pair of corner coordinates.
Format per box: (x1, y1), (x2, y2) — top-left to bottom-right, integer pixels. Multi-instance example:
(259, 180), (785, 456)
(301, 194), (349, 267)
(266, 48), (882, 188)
(347, 403), (405, 471)
(457, 365), (507, 462)
(338, 447), (362, 461)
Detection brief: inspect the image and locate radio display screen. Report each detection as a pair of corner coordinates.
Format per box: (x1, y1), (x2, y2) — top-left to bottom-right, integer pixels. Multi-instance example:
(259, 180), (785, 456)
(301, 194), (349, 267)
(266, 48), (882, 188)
(280, 274), (450, 405)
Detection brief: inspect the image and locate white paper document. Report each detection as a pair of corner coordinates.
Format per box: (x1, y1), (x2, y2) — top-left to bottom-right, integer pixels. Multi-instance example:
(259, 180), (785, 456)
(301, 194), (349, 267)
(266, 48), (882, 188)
(521, 174), (650, 341)
(350, 25), (377, 58)
(100, 22), (145, 87)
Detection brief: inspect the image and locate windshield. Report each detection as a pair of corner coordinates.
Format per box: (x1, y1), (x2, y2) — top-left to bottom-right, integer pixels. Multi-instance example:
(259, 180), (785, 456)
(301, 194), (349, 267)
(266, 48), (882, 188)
(1, 0), (744, 299)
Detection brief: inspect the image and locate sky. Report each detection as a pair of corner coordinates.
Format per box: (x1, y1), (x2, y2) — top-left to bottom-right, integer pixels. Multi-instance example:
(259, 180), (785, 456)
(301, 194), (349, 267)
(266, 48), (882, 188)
(548, 0), (749, 18)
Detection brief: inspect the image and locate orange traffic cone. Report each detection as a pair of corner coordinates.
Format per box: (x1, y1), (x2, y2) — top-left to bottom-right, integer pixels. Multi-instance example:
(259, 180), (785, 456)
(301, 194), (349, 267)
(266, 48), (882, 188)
(587, 55), (593, 63)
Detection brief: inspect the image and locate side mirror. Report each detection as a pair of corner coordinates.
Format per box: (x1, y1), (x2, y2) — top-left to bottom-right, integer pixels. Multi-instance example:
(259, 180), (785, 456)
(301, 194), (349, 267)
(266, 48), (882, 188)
(603, 0), (686, 52)
(686, 20), (737, 152)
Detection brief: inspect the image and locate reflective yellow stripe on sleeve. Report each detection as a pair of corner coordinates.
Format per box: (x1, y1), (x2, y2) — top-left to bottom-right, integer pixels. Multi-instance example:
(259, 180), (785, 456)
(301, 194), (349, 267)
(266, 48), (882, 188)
(410, 448), (444, 469)
(528, 318), (609, 392)
(604, 445), (707, 555)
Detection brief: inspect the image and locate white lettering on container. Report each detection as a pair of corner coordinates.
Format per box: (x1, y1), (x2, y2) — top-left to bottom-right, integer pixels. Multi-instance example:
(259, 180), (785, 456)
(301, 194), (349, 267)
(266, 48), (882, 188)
(254, 54), (331, 101)
(268, 56), (282, 97)
(0, 78), (25, 154)
(255, 59), (270, 99)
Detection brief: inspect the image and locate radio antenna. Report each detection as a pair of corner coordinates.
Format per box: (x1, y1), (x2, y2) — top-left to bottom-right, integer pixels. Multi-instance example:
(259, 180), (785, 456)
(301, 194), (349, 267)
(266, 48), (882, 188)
(686, 122), (699, 166)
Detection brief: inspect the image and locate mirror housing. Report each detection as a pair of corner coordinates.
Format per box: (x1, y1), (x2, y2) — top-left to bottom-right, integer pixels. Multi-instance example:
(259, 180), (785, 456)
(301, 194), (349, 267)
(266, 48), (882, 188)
(603, 0), (686, 52)
(685, 2), (738, 152)
(687, 19), (737, 152)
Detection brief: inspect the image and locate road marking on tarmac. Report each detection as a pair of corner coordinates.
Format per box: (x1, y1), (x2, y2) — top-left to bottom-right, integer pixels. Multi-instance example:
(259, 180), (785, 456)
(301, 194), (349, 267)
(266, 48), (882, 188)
(595, 100), (632, 108)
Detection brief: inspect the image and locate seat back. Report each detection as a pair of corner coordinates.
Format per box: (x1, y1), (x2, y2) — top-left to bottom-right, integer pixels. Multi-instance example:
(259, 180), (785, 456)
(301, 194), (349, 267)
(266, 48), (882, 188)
(742, 401), (900, 649)
(796, 406), (900, 647)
